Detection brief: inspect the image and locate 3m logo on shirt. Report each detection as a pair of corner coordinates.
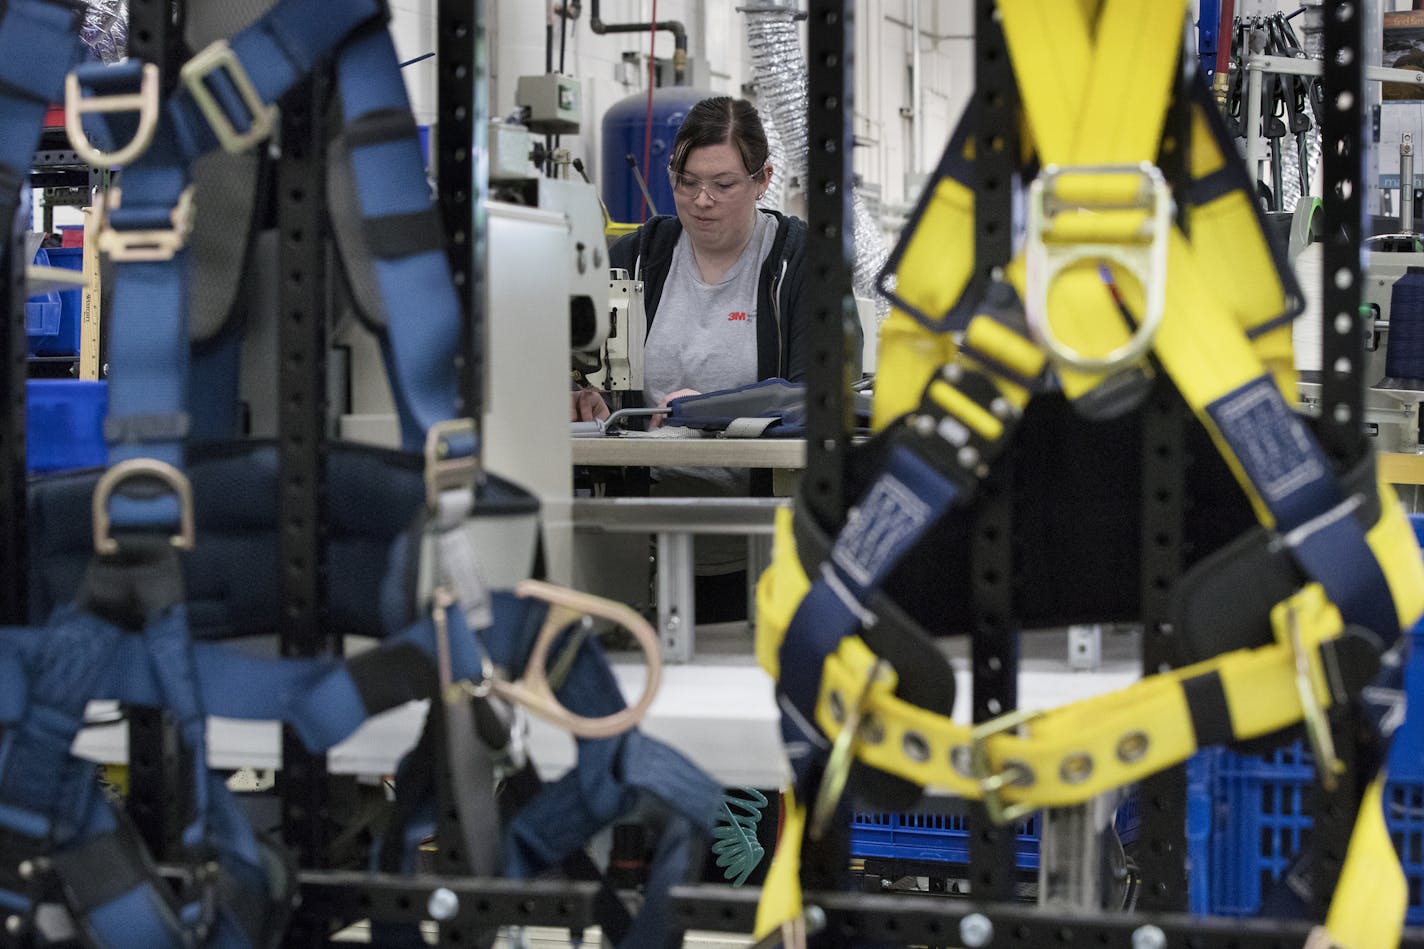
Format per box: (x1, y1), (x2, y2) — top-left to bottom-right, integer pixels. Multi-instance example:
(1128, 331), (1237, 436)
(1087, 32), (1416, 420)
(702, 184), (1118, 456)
(727, 311), (751, 321)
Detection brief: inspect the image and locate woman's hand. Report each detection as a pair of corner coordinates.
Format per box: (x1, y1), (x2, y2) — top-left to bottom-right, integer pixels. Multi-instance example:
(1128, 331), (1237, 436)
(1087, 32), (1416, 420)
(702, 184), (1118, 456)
(570, 387), (610, 422)
(650, 388), (702, 429)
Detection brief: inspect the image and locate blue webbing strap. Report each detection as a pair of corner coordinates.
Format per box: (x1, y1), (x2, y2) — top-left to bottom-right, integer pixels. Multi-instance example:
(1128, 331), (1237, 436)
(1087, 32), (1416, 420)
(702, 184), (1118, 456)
(156, 0), (382, 163)
(0, 600), (481, 756)
(776, 444), (961, 791)
(99, 135), (192, 530)
(332, 23), (467, 452)
(1206, 376), (1398, 642)
(0, 0), (82, 203)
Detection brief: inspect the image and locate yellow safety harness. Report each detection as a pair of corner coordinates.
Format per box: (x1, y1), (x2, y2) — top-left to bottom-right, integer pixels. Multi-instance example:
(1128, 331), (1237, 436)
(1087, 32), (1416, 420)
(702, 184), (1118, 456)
(753, 2), (1424, 946)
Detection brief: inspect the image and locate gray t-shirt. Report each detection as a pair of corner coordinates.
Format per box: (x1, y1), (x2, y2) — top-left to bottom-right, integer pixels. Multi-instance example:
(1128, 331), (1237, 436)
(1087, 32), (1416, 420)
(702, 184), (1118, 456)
(643, 211), (776, 407)
(643, 212), (778, 574)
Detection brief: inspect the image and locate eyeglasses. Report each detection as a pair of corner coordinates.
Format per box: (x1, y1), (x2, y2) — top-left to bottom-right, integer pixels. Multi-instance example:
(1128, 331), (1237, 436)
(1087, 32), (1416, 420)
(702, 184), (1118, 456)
(667, 167), (764, 202)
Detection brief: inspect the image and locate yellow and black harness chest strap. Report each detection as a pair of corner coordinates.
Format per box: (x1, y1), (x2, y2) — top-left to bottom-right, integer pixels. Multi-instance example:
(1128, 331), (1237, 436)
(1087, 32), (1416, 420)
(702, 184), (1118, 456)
(762, 335), (1041, 798)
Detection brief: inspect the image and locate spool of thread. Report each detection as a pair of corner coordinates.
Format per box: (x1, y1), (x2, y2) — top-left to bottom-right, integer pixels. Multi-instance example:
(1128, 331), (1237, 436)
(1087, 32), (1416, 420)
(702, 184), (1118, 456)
(1383, 266), (1424, 390)
(1292, 243), (1326, 377)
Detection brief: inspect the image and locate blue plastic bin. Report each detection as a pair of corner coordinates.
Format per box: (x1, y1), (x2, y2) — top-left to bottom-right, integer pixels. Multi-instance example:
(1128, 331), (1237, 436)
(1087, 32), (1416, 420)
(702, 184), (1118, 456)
(26, 379), (107, 472)
(851, 810), (1041, 869)
(851, 795), (1139, 873)
(25, 246), (62, 342)
(29, 245), (83, 358)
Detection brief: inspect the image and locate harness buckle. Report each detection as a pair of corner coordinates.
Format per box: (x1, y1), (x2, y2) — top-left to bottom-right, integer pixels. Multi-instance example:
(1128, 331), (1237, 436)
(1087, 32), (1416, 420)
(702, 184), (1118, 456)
(1025, 161), (1174, 375)
(96, 185), (195, 263)
(64, 62), (161, 168)
(451, 579), (663, 740)
(970, 707), (1043, 825)
(424, 418), (480, 510)
(809, 658), (893, 841)
(179, 40), (278, 154)
(92, 458), (197, 555)
(1284, 602), (1346, 793)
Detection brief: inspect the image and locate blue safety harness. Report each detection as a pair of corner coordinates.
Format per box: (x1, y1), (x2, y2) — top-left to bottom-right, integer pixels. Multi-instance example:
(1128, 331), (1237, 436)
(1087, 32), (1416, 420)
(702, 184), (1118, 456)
(4, 1), (721, 944)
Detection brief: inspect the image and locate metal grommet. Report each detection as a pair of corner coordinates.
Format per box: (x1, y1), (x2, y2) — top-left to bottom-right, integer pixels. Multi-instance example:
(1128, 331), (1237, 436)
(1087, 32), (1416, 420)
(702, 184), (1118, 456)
(1117, 731), (1150, 764)
(828, 690), (846, 724)
(902, 731), (930, 763)
(1059, 752), (1094, 785)
(950, 745), (975, 778)
(859, 712), (885, 745)
(912, 414), (936, 436)
(1003, 760), (1035, 787)
(941, 363), (964, 383)
(5, 916), (22, 935)
(958, 445), (981, 469)
(16, 860), (33, 880)
(990, 396), (1014, 419)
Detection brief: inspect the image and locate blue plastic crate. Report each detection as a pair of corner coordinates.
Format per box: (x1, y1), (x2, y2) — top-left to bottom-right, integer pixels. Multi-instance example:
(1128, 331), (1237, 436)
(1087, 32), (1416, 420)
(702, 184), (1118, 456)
(26, 379), (107, 472)
(25, 245), (61, 341)
(29, 246), (83, 358)
(1188, 738), (1424, 923)
(851, 809), (1040, 869)
(850, 796), (1138, 872)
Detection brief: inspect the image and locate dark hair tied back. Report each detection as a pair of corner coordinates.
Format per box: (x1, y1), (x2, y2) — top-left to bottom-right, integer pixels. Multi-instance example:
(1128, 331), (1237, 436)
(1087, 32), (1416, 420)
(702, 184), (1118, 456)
(669, 96), (770, 177)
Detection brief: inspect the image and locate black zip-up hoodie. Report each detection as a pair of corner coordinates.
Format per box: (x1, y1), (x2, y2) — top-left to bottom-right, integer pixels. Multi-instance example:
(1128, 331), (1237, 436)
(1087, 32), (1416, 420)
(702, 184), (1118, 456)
(608, 209), (861, 383)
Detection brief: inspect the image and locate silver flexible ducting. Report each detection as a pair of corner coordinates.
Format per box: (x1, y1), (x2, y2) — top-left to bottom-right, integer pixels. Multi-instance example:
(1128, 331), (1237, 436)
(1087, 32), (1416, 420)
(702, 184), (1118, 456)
(758, 105), (788, 211)
(81, 0), (127, 63)
(745, 9), (805, 211)
(744, 3), (891, 320)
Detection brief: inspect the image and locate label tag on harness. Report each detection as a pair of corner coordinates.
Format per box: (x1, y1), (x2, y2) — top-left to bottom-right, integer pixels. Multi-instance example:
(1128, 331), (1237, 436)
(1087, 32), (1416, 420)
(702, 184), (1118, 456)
(1208, 376), (1331, 522)
(832, 473), (934, 592)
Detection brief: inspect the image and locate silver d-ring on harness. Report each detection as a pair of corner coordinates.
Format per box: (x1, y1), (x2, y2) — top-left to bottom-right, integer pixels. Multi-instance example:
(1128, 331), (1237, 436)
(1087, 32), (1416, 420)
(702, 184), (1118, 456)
(91, 458), (197, 555)
(1025, 161), (1174, 375)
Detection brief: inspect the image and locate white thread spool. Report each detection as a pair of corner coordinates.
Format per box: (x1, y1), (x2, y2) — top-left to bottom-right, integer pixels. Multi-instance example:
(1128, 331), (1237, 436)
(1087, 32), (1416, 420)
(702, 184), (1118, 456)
(1292, 243), (1326, 375)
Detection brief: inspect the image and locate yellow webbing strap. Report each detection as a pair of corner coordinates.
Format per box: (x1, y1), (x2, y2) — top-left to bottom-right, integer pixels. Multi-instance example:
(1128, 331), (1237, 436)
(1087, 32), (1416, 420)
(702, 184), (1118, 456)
(1326, 774), (1409, 949)
(753, 788), (807, 940)
(871, 310), (959, 431)
(761, 565), (1408, 809)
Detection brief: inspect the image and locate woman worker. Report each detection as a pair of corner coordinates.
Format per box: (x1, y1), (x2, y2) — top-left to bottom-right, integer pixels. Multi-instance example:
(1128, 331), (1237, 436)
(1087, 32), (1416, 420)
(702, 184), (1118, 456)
(595, 94), (863, 621)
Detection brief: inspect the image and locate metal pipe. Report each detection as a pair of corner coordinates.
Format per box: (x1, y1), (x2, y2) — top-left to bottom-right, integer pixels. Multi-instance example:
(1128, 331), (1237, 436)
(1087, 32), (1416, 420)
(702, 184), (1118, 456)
(1366, 0), (1384, 215)
(1246, 58), (1264, 198)
(1039, 793), (1122, 911)
(1403, 134), (1415, 233)
(911, 0), (924, 177)
(589, 0), (688, 84)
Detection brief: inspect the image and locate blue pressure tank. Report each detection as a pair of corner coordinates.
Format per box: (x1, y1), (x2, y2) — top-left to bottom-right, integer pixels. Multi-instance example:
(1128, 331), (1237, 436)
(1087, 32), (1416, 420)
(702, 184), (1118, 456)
(601, 87), (712, 225)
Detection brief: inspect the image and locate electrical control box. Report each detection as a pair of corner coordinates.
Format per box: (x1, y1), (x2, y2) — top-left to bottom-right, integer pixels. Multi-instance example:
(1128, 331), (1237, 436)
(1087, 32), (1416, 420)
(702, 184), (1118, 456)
(516, 74), (581, 134)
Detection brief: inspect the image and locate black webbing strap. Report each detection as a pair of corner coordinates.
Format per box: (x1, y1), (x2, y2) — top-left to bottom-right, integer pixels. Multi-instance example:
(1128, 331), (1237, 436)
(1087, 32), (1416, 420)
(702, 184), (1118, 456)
(362, 208), (447, 261)
(348, 641), (437, 715)
(344, 106), (421, 149)
(49, 825), (165, 918)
